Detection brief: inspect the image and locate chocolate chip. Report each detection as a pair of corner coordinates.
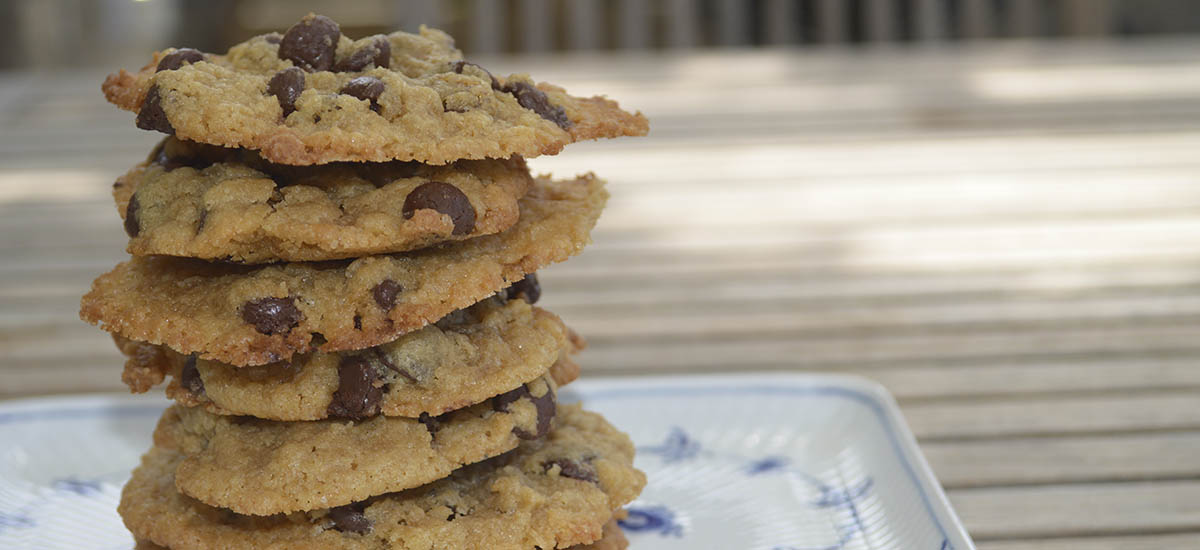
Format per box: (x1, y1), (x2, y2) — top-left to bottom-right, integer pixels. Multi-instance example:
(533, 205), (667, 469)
(507, 273), (540, 304)
(152, 140), (224, 172)
(278, 14), (341, 72)
(334, 36), (391, 72)
(452, 60), (501, 90)
(503, 81), (571, 129)
(180, 355), (204, 395)
(240, 297), (303, 335)
(353, 315), (362, 330)
(542, 458), (598, 484)
(267, 67), (306, 117)
(493, 384), (556, 440)
(371, 279), (402, 311)
(402, 182), (476, 235)
(327, 504), (372, 534)
(263, 33), (282, 45)
(196, 209), (207, 232)
(156, 48), (204, 72)
(492, 385), (529, 412)
(417, 412), (441, 434)
(518, 388), (556, 440)
(123, 195), (141, 237)
(340, 76), (385, 113)
(327, 355), (384, 419)
(136, 85), (175, 135)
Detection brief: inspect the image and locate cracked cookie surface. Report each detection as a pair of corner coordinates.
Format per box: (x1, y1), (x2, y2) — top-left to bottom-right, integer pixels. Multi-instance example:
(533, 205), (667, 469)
(102, 14), (647, 165)
(82, 175), (606, 366)
(122, 405), (644, 550)
(154, 376), (558, 515)
(114, 137), (532, 263)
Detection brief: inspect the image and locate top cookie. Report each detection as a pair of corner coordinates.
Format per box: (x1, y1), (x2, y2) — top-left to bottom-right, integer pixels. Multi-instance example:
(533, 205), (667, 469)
(102, 13), (648, 165)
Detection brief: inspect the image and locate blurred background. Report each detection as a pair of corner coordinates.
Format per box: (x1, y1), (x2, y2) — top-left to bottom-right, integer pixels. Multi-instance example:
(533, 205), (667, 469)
(4, 1), (1200, 548)
(4, 0), (1200, 68)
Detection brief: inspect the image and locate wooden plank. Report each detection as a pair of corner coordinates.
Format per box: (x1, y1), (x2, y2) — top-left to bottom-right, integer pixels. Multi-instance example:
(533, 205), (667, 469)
(816, 0), (845, 43)
(715, 0), (749, 46)
(1062, 0), (1113, 37)
(864, 0), (896, 42)
(391, 0), (441, 31)
(1005, 0), (1039, 37)
(949, 480), (1200, 539)
(468, 0), (504, 53)
(961, 0), (994, 39)
(926, 432), (1200, 488)
(572, 324), (1200, 372)
(762, 0), (799, 45)
(517, 0), (553, 52)
(617, 0), (650, 49)
(979, 533), (1200, 550)
(867, 359), (1200, 400)
(907, 392), (1200, 440)
(915, 0), (947, 42)
(663, 0), (699, 48)
(566, 0), (602, 50)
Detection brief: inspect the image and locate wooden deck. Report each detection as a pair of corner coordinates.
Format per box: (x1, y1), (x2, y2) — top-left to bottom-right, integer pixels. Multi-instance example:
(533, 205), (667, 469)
(3, 38), (1200, 548)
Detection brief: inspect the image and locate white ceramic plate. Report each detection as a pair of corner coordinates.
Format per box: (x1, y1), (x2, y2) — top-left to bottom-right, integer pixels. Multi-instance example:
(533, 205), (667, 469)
(0, 374), (973, 550)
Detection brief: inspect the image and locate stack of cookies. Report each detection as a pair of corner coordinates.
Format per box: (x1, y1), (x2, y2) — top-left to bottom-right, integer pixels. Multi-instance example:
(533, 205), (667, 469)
(80, 14), (648, 550)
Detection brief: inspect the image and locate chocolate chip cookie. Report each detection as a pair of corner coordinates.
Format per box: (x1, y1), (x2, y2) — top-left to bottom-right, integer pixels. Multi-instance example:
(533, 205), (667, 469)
(82, 175), (606, 366)
(122, 404), (643, 550)
(102, 14), (648, 165)
(134, 519), (627, 550)
(113, 137), (533, 263)
(116, 292), (580, 421)
(155, 375), (557, 515)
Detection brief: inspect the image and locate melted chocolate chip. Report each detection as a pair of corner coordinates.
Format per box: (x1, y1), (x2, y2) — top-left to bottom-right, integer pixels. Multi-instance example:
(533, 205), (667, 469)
(327, 355), (384, 419)
(327, 504), (372, 534)
(493, 384), (556, 440)
(264, 33), (282, 45)
(542, 458), (598, 484)
(417, 412), (441, 434)
(503, 81), (571, 129)
(136, 85), (175, 134)
(340, 76), (385, 113)
(352, 315), (362, 330)
(180, 355), (204, 395)
(123, 195), (141, 237)
(507, 273), (540, 304)
(267, 67), (306, 117)
(240, 297), (303, 335)
(452, 60), (501, 90)
(152, 140), (222, 172)
(334, 36), (391, 72)
(371, 279), (402, 311)
(492, 385), (528, 412)
(402, 181), (476, 235)
(517, 388), (556, 440)
(156, 48), (204, 72)
(278, 14), (341, 72)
